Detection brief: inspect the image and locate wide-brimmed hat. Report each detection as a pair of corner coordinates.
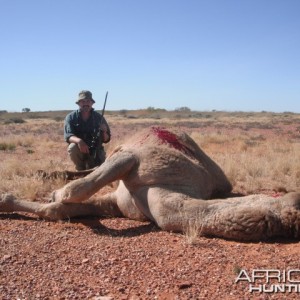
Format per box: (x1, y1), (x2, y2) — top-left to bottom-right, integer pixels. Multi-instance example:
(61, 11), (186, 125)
(76, 90), (95, 104)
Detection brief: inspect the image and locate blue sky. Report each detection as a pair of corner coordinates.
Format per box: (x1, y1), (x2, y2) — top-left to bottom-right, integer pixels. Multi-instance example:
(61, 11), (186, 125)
(1, 0), (299, 112)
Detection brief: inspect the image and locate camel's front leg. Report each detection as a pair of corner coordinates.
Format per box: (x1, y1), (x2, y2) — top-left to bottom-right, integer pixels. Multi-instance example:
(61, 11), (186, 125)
(0, 193), (123, 220)
(52, 151), (138, 203)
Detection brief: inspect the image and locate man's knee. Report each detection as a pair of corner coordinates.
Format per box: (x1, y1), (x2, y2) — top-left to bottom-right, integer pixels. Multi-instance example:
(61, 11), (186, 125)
(67, 143), (86, 170)
(68, 143), (80, 155)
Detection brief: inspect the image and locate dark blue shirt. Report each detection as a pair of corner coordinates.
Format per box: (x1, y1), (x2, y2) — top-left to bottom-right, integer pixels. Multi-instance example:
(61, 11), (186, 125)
(64, 109), (111, 149)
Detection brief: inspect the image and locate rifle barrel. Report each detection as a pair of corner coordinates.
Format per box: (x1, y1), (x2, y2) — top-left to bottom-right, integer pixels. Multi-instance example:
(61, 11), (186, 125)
(102, 91), (108, 117)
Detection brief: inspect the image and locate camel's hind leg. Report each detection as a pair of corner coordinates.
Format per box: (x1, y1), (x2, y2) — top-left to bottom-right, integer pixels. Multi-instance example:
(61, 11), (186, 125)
(52, 151), (138, 203)
(202, 192), (300, 241)
(146, 189), (300, 241)
(0, 193), (123, 220)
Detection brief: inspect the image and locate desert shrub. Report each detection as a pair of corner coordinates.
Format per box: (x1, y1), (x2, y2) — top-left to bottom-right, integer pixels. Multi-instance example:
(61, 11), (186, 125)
(27, 114), (47, 119)
(174, 114), (182, 119)
(0, 142), (16, 151)
(175, 106), (191, 112)
(4, 118), (26, 124)
(149, 114), (161, 119)
(204, 114), (212, 118)
(119, 109), (128, 115)
(52, 116), (64, 122)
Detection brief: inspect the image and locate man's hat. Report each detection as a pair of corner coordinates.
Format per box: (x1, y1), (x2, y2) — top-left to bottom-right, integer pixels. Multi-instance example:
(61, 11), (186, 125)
(76, 90), (95, 104)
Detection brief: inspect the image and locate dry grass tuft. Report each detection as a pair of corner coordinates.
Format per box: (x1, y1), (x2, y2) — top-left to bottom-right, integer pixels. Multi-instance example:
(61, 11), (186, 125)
(183, 220), (203, 245)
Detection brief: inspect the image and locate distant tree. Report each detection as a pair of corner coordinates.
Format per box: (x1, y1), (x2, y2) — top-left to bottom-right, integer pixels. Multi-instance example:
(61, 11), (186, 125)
(147, 106), (156, 111)
(146, 107), (166, 112)
(175, 106), (191, 112)
(119, 109), (128, 115)
(22, 108), (31, 112)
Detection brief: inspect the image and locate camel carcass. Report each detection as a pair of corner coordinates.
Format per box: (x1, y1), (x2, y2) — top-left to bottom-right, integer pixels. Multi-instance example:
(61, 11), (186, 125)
(1, 127), (299, 241)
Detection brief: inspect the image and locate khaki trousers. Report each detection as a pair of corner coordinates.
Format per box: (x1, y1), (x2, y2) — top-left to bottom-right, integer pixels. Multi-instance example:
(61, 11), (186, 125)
(67, 143), (106, 170)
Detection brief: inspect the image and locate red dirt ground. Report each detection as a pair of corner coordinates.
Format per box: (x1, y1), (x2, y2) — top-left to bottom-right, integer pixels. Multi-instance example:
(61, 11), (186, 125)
(1, 210), (300, 299)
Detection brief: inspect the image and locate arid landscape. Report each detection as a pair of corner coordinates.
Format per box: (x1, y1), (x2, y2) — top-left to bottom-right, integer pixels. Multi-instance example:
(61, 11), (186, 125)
(0, 110), (300, 299)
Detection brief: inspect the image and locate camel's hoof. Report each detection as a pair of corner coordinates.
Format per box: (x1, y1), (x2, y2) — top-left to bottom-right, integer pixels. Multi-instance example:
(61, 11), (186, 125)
(48, 192), (56, 203)
(0, 193), (16, 211)
(0, 193), (16, 203)
(49, 189), (65, 203)
(282, 192), (300, 209)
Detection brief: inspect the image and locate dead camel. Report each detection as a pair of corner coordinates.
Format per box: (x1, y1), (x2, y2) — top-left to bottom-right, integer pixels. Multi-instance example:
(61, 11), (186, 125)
(1, 127), (299, 241)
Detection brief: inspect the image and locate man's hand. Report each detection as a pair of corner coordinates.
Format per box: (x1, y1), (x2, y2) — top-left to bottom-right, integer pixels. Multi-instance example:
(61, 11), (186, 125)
(100, 124), (107, 132)
(77, 139), (90, 154)
(100, 124), (110, 143)
(68, 136), (90, 154)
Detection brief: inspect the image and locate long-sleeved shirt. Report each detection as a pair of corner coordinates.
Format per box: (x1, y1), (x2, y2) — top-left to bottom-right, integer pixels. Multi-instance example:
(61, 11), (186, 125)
(64, 109), (111, 149)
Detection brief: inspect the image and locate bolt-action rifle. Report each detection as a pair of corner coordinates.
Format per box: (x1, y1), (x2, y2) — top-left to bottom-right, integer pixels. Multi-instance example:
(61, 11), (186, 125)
(89, 91), (108, 162)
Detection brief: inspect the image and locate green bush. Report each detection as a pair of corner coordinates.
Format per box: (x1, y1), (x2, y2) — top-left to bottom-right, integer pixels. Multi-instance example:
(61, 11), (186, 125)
(0, 142), (16, 151)
(4, 118), (26, 124)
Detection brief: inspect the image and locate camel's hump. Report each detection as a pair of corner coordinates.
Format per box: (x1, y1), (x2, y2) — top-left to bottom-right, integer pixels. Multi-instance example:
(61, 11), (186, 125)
(124, 126), (196, 158)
